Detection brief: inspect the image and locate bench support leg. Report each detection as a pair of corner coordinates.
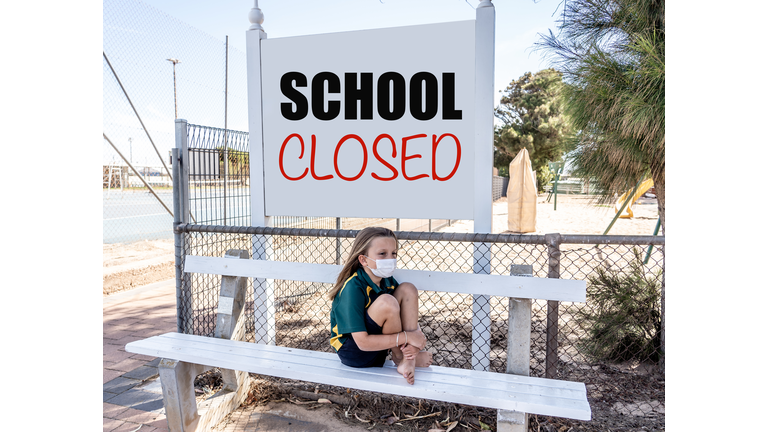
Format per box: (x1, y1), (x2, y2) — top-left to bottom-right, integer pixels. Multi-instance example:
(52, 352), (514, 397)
(497, 410), (528, 432)
(498, 264), (533, 432)
(158, 359), (252, 432)
(158, 359), (211, 432)
(159, 249), (254, 432)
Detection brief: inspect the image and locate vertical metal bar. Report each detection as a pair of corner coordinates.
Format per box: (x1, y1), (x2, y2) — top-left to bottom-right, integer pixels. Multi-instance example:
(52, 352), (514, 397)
(335, 217), (342, 265)
(223, 36), (229, 226)
(644, 217), (662, 264)
(178, 120), (190, 225)
(545, 233), (562, 379)
(172, 148), (184, 334)
(176, 119), (192, 334)
(553, 171), (559, 210)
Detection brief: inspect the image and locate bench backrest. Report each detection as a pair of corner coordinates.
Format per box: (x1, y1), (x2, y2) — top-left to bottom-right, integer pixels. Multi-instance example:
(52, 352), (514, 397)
(183, 255), (586, 303)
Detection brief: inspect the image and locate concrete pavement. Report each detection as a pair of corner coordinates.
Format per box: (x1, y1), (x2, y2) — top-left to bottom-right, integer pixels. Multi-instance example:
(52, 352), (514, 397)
(103, 279), (177, 431)
(103, 279), (363, 432)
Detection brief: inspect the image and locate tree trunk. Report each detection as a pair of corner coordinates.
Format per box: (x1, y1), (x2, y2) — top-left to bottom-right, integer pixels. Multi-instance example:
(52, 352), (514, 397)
(651, 168), (665, 374)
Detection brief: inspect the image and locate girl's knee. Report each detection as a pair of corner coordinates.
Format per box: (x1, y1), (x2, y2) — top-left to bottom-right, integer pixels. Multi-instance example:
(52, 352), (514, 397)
(395, 282), (418, 298)
(371, 293), (401, 315)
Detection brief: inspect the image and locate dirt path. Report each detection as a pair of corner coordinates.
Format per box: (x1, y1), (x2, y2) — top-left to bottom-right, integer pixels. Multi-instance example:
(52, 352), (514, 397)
(103, 239), (175, 295)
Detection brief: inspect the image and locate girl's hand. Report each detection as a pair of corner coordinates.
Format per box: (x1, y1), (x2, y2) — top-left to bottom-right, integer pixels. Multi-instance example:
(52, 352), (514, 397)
(405, 329), (426, 350)
(400, 343), (420, 360)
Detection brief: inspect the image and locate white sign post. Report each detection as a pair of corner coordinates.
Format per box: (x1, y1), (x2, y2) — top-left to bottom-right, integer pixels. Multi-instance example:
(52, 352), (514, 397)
(472, 0), (496, 372)
(246, 1), (275, 345)
(246, 1), (496, 365)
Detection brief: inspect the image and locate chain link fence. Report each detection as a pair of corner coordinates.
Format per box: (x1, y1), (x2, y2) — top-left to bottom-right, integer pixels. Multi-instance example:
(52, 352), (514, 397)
(103, 0), (247, 244)
(174, 226), (664, 430)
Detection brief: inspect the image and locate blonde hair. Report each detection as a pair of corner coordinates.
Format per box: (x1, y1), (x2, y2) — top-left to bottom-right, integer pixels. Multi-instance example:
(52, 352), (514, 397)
(328, 227), (398, 300)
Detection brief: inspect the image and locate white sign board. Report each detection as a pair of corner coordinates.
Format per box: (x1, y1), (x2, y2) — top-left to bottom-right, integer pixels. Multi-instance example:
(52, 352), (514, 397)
(260, 21), (475, 219)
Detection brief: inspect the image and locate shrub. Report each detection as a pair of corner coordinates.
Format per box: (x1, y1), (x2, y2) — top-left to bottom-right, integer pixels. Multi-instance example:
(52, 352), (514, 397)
(578, 249), (662, 363)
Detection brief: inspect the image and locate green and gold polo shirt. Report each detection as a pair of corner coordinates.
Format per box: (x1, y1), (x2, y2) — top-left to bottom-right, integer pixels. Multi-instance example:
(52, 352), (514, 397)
(329, 269), (398, 352)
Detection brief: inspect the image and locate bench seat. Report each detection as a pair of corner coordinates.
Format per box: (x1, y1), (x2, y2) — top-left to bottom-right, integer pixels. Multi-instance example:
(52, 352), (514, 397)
(126, 331), (591, 421)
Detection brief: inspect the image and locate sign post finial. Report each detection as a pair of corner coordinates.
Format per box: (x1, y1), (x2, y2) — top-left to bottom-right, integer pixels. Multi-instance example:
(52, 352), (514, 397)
(249, 0), (264, 32)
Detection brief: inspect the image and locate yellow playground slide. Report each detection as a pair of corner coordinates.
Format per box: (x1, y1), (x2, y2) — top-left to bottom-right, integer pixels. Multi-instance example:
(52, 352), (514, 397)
(615, 179), (654, 218)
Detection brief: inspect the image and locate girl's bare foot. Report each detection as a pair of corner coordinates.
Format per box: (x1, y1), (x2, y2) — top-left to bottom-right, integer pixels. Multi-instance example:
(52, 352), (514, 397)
(415, 351), (433, 368)
(397, 359), (416, 384)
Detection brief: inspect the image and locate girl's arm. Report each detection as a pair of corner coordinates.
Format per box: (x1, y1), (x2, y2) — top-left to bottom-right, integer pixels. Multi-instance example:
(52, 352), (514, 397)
(351, 328), (426, 352)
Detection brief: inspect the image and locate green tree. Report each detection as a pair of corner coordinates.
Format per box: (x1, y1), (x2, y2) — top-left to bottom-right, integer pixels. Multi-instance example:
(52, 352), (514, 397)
(535, 0), (665, 233)
(493, 69), (572, 191)
(536, 0), (665, 372)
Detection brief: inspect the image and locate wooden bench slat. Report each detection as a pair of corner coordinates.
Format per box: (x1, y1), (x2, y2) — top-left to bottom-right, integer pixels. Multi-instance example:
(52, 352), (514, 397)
(127, 332), (591, 421)
(130, 333), (585, 399)
(183, 256), (586, 303)
(242, 340), (586, 392)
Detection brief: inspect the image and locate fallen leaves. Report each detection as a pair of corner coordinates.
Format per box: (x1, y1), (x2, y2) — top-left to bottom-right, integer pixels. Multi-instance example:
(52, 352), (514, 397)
(400, 410), (442, 422)
(427, 418), (458, 432)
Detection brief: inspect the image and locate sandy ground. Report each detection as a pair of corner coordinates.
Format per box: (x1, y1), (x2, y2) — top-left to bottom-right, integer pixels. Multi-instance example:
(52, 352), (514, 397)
(103, 239), (175, 295)
(102, 194), (660, 295)
(444, 194), (660, 236)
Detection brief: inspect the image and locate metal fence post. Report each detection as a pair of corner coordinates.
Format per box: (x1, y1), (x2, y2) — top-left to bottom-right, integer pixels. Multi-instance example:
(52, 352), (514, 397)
(335, 217), (342, 264)
(172, 147), (183, 334)
(545, 233), (562, 379)
(175, 119), (192, 334)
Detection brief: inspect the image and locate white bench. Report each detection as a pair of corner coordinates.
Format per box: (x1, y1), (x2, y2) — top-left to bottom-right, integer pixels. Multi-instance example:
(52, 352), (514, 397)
(126, 250), (591, 431)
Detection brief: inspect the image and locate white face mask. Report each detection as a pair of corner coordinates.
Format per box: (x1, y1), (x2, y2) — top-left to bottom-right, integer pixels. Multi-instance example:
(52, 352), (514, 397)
(365, 257), (397, 278)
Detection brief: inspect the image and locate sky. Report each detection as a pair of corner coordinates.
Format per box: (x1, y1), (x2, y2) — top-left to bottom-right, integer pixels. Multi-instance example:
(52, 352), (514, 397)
(103, 0), (566, 167)
(138, 0), (565, 108)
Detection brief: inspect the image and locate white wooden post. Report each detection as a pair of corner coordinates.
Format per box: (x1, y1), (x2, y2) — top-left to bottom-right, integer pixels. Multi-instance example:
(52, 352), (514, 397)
(498, 265), (532, 432)
(471, 0), (496, 371)
(246, 0), (275, 345)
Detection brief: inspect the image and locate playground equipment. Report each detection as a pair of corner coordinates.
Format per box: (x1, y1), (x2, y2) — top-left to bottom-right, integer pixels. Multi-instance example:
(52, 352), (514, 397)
(615, 178), (654, 218)
(603, 177), (654, 235)
(546, 161), (565, 210)
(644, 217), (662, 264)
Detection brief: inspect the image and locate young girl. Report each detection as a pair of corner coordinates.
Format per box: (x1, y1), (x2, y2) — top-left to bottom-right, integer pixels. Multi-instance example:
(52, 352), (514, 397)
(328, 227), (432, 385)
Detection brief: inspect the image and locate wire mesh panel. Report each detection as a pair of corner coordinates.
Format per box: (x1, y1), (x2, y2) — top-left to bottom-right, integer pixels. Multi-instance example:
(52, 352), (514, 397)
(103, 0), (248, 244)
(186, 124), (251, 227)
(556, 240), (665, 423)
